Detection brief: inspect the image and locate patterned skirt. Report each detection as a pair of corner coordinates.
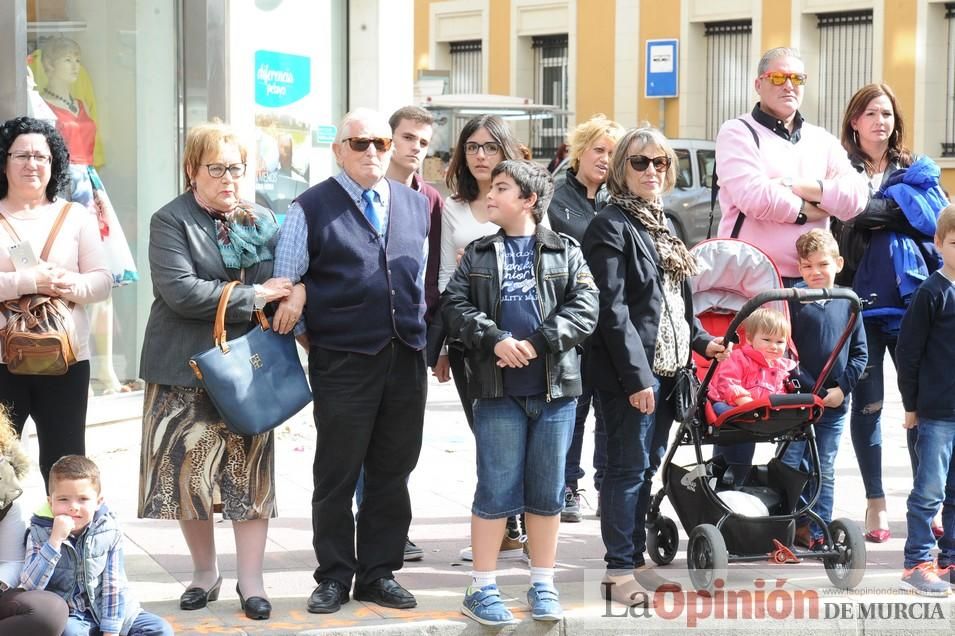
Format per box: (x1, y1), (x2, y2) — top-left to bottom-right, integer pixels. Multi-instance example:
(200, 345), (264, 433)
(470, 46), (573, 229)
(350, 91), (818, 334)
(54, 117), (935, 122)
(138, 383), (276, 521)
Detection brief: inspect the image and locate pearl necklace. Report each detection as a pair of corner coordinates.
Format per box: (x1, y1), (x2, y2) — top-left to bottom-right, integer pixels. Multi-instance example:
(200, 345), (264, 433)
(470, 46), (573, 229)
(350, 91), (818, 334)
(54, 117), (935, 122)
(43, 87), (77, 114)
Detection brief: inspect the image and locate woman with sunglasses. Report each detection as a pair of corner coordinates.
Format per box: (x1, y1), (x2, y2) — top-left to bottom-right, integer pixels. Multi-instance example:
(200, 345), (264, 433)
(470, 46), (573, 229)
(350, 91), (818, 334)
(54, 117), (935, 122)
(582, 127), (727, 605)
(831, 83), (945, 543)
(138, 121), (291, 620)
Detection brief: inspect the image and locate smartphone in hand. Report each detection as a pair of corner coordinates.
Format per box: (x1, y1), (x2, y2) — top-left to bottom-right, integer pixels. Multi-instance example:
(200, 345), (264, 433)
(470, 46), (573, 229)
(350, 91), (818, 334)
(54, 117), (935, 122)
(8, 242), (38, 270)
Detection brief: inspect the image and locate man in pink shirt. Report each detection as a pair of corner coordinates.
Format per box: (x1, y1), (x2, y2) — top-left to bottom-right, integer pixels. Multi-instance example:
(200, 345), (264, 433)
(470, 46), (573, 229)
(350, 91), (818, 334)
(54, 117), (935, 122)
(715, 47), (867, 282)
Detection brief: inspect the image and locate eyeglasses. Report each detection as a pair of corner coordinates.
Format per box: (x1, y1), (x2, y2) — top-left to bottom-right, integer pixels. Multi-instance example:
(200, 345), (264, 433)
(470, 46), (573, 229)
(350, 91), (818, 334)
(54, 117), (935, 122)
(342, 137), (393, 152)
(759, 71), (808, 87)
(464, 141), (501, 156)
(204, 163), (247, 179)
(627, 155), (671, 173)
(7, 152), (52, 165)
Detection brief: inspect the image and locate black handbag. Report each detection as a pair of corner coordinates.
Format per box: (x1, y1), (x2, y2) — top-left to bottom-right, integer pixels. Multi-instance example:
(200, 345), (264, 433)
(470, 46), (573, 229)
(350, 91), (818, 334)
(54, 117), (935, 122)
(189, 281), (312, 436)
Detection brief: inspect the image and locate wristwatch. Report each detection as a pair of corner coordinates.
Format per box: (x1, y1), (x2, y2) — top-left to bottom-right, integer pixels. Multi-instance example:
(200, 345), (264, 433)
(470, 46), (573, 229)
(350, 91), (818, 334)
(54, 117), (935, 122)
(253, 284), (267, 311)
(794, 199), (808, 225)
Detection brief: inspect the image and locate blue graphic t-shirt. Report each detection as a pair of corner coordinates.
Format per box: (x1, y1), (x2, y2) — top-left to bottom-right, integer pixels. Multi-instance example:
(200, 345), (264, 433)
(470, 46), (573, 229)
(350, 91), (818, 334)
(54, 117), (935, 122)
(499, 236), (546, 396)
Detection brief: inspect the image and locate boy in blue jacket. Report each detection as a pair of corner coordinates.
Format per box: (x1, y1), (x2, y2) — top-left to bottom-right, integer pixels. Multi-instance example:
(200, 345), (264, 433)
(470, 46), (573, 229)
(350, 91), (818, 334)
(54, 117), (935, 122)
(897, 205), (955, 596)
(20, 455), (172, 635)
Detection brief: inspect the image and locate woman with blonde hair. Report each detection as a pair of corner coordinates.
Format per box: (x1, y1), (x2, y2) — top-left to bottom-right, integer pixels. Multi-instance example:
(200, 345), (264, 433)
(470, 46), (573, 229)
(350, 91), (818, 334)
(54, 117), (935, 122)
(547, 114), (625, 521)
(138, 121), (291, 620)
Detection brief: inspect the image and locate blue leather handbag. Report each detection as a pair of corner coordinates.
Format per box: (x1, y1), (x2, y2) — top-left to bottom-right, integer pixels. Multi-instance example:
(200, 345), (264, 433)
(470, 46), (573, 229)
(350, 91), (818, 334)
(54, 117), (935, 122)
(189, 281), (312, 436)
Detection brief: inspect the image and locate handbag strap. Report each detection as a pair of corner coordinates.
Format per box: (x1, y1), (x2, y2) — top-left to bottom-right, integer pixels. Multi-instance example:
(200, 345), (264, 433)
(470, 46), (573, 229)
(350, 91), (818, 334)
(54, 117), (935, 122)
(0, 202), (72, 259)
(212, 280), (269, 350)
(615, 206), (694, 369)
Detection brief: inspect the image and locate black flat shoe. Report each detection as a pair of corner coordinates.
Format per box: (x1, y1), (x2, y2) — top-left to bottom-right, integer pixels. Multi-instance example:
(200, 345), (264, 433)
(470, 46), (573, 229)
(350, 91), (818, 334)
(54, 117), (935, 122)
(353, 577), (416, 609)
(180, 576), (222, 610)
(307, 579), (350, 614)
(237, 584), (272, 620)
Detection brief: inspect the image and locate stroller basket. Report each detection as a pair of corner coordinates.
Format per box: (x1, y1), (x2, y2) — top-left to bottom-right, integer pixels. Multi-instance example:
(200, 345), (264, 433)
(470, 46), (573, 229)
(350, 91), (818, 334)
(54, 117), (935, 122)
(666, 458), (809, 555)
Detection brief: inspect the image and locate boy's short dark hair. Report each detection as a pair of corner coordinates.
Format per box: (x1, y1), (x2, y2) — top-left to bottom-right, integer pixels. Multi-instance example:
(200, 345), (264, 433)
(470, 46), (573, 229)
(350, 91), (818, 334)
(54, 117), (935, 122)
(49, 455), (101, 495)
(936, 204), (955, 243)
(796, 228), (841, 260)
(490, 160), (554, 223)
(388, 106), (434, 132)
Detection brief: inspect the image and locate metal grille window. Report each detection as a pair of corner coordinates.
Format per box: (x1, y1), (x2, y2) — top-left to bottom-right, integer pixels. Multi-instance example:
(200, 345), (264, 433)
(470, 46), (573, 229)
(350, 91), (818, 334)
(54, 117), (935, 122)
(704, 21), (752, 139)
(532, 34), (568, 159)
(449, 40), (482, 94)
(944, 4), (955, 156)
(817, 11), (873, 135)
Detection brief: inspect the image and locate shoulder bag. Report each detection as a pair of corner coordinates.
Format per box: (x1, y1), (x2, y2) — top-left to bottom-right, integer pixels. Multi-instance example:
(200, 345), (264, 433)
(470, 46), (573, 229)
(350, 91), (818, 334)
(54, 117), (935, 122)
(189, 281), (312, 436)
(0, 203), (79, 375)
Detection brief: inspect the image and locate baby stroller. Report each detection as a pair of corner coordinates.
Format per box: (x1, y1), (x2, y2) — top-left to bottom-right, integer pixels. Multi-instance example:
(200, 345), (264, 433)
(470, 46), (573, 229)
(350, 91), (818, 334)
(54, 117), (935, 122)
(644, 239), (866, 591)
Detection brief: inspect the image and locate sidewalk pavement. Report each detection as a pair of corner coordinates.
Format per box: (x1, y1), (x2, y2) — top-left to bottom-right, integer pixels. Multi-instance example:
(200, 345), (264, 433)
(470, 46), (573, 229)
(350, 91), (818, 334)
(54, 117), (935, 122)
(16, 361), (955, 634)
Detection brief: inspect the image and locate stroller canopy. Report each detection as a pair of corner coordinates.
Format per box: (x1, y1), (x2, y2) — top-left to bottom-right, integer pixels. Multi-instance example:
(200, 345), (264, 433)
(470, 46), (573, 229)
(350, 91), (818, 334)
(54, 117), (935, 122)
(691, 239), (788, 317)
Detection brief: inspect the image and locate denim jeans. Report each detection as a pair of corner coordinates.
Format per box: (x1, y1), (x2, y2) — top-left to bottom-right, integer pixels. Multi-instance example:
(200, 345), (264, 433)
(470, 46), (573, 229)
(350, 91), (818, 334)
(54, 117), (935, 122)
(903, 418), (955, 568)
(471, 395), (576, 518)
(564, 354), (607, 491)
(849, 316), (898, 500)
(779, 409), (847, 539)
(64, 610), (173, 636)
(598, 376), (674, 571)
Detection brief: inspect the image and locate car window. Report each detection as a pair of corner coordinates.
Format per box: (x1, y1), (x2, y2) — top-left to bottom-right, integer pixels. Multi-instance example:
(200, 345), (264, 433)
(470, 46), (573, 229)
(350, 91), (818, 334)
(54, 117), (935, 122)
(675, 149), (691, 189)
(698, 149), (715, 189)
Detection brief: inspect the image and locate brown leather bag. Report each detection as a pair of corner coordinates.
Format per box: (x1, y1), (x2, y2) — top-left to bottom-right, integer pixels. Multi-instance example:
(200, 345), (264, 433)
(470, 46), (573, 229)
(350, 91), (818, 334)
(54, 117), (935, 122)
(0, 204), (78, 375)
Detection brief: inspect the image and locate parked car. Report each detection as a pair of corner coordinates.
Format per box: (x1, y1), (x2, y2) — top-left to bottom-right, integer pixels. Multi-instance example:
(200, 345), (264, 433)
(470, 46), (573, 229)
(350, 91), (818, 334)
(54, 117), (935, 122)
(552, 138), (720, 247)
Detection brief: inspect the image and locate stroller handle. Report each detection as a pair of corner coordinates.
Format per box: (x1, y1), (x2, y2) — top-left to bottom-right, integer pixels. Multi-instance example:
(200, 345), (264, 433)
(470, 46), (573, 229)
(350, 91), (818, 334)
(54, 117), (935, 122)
(700, 287), (862, 400)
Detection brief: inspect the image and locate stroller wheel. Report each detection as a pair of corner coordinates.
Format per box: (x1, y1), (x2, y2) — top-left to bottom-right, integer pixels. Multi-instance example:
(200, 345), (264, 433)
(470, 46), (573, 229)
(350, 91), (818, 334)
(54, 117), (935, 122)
(687, 524), (728, 593)
(647, 516), (679, 565)
(823, 518), (866, 589)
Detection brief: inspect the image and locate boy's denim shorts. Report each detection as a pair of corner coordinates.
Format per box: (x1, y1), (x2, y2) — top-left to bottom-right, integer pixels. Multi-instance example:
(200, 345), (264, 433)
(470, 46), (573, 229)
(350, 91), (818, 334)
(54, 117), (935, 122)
(471, 395), (576, 519)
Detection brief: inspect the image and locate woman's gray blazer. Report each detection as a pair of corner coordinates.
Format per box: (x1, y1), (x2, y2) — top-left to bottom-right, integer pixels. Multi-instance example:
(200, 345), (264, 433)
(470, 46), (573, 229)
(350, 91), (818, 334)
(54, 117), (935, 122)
(139, 192), (276, 387)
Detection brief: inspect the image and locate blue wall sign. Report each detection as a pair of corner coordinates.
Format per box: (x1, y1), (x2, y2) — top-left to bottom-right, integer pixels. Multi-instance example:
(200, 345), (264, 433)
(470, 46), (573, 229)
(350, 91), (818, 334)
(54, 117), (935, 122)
(645, 39), (679, 99)
(255, 50), (311, 107)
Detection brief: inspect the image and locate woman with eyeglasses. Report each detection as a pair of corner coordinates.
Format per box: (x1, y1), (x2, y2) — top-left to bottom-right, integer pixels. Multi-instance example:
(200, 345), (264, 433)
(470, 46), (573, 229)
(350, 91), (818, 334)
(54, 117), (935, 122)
(582, 127), (727, 605)
(0, 116), (111, 488)
(138, 121), (291, 621)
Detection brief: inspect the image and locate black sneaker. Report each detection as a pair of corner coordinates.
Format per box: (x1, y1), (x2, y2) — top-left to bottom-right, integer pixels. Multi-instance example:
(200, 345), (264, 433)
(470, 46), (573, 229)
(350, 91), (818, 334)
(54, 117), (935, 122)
(561, 486), (582, 523)
(403, 538), (424, 562)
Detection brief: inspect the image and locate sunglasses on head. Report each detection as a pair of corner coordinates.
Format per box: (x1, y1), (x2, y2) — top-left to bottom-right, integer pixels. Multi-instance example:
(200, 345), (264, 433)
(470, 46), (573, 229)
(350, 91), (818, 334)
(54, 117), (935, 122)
(342, 137), (393, 152)
(759, 71), (808, 87)
(627, 155), (671, 172)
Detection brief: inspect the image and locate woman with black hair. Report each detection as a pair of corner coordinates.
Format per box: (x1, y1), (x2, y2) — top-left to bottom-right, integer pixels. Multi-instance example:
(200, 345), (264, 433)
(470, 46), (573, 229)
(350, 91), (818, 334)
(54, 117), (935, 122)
(0, 116), (111, 487)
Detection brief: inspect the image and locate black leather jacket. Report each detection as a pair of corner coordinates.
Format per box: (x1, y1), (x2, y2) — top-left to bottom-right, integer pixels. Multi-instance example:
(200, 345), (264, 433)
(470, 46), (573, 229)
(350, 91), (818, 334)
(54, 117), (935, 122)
(547, 168), (608, 242)
(441, 224), (599, 400)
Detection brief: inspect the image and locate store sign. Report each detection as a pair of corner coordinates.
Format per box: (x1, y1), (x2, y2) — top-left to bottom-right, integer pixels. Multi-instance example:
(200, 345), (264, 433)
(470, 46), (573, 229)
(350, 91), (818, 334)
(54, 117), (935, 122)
(255, 50), (311, 107)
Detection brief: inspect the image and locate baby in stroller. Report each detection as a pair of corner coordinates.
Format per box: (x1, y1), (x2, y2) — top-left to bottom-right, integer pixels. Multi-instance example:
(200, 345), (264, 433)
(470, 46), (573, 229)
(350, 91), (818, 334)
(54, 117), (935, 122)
(707, 308), (797, 415)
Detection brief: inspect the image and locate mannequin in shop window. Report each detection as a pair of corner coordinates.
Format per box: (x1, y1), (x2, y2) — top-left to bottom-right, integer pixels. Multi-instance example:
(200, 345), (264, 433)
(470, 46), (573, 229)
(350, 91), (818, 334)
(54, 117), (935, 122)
(34, 37), (139, 394)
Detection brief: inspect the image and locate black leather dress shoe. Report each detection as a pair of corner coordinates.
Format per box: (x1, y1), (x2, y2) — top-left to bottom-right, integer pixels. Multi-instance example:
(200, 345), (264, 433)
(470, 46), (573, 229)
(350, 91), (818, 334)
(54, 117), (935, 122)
(307, 579), (350, 614)
(179, 576), (222, 610)
(237, 584), (272, 620)
(353, 577), (417, 609)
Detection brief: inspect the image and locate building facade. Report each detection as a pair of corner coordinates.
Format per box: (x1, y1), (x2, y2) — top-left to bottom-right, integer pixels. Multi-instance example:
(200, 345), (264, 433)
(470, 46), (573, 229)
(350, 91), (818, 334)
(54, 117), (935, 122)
(414, 0), (955, 192)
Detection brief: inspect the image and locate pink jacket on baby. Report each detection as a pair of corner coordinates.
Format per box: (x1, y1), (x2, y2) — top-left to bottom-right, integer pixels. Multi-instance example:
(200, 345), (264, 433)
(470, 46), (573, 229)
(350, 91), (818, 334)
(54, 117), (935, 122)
(708, 344), (798, 405)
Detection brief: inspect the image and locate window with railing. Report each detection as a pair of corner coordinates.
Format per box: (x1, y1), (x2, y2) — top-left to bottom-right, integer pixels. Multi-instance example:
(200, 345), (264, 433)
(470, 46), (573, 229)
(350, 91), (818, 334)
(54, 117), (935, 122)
(816, 11), (873, 135)
(531, 34), (568, 159)
(944, 3), (955, 156)
(449, 40), (482, 94)
(704, 20), (752, 140)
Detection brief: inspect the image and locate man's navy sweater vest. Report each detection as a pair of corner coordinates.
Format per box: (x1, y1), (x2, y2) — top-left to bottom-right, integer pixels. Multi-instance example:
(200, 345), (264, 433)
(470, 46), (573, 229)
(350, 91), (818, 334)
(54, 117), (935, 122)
(297, 177), (429, 354)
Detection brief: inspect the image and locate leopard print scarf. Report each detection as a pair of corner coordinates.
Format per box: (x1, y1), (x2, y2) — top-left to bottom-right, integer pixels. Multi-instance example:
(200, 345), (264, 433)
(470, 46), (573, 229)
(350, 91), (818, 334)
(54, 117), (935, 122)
(610, 193), (698, 282)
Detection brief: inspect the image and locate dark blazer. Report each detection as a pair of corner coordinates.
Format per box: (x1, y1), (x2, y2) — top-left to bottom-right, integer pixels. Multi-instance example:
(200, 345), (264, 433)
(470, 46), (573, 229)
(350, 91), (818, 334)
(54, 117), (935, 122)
(139, 192), (276, 387)
(582, 204), (712, 396)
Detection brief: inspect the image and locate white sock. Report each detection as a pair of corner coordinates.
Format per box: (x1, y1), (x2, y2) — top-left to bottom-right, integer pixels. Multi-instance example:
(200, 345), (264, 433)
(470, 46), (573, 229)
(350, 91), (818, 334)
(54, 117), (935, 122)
(530, 566), (555, 587)
(471, 570), (496, 589)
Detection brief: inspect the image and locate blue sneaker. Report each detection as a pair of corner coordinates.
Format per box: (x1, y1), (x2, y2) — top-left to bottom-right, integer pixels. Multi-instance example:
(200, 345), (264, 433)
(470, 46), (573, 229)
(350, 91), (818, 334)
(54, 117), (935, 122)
(526, 582), (563, 621)
(461, 585), (517, 626)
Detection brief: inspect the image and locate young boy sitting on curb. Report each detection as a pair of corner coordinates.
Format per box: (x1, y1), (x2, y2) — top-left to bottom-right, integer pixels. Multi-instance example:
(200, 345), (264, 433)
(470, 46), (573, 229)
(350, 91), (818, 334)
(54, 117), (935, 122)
(897, 204), (955, 596)
(20, 455), (173, 635)
(780, 229), (867, 549)
(442, 160), (598, 625)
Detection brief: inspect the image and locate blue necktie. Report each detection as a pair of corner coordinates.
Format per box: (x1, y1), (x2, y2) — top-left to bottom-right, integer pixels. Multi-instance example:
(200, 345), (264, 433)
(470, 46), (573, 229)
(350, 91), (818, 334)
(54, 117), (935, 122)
(361, 189), (381, 234)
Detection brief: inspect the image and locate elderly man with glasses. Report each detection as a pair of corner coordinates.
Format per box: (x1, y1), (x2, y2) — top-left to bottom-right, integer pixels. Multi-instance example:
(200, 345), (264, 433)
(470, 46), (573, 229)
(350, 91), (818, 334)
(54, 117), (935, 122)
(712, 47), (867, 468)
(272, 108), (430, 615)
(715, 47), (867, 285)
